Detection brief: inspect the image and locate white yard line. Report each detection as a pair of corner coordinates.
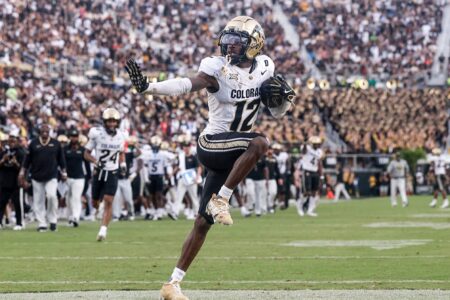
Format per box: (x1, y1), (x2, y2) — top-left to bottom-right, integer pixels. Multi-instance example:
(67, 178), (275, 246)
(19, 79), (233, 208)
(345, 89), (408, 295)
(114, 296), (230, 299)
(1, 280), (449, 284)
(1, 290), (450, 300)
(0, 255), (449, 260)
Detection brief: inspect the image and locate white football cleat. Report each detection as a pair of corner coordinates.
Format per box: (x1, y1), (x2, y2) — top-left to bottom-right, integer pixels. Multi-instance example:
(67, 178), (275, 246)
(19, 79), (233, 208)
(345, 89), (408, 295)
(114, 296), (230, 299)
(96, 227), (107, 242)
(429, 199), (437, 208)
(206, 194), (233, 225)
(160, 280), (189, 300)
(306, 211), (318, 217)
(13, 225), (23, 231)
(441, 199), (449, 209)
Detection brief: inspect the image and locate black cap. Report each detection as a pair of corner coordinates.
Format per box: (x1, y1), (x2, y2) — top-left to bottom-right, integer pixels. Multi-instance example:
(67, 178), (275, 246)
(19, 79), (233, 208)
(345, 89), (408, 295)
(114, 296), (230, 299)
(68, 129), (79, 137)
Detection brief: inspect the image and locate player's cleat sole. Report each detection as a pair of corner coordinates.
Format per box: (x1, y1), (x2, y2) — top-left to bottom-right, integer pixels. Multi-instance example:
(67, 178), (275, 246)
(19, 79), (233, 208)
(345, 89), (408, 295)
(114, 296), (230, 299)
(206, 194), (233, 225)
(160, 281), (189, 300)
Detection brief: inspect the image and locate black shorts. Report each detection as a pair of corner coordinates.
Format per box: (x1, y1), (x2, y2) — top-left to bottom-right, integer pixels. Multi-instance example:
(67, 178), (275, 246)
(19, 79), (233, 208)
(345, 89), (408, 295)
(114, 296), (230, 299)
(434, 174), (447, 191)
(146, 175), (164, 194)
(91, 168), (119, 200)
(303, 170), (320, 193)
(197, 132), (264, 224)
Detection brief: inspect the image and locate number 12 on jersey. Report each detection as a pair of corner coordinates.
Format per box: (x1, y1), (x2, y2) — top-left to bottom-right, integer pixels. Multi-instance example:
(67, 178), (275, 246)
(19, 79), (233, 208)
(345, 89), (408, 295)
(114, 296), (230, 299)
(230, 98), (260, 132)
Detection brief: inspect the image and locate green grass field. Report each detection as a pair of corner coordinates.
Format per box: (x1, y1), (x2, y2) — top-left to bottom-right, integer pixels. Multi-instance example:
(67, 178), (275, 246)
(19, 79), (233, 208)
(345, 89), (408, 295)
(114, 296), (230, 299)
(1, 196), (450, 293)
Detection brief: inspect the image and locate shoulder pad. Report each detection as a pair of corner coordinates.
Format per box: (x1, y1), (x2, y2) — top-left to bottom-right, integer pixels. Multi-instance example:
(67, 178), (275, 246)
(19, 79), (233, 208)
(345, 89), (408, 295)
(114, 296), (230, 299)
(256, 55), (275, 76)
(198, 56), (226, 77)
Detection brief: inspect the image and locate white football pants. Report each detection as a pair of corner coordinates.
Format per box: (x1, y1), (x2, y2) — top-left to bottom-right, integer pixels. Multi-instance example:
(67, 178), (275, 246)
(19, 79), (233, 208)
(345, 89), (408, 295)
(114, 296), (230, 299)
(390, 178), (408, 206)
(113, 179), (134, 217)
(176, 181), (199, 215)
(246, 179), (267, 215)
(334, 183), (351, 201)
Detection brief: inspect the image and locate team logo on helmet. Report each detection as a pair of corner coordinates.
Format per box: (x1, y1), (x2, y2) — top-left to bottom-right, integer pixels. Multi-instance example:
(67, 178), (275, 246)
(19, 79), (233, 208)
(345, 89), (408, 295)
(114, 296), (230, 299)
(218, 16), (265, 65)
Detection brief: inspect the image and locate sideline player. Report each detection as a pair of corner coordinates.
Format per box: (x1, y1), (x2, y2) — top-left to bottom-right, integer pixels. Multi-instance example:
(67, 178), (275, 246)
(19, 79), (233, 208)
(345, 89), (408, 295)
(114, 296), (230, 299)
(126, 16), (295, 300)
(297, 136), (323, 217)
(83, 108), (127, 241)
(429, 148), (449, 208)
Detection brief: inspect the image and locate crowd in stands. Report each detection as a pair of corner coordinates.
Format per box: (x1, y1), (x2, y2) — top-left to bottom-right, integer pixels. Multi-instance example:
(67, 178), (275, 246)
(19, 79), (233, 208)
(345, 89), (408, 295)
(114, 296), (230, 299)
(282, 0), (445, 84)
(316, 88), (449, 153)
(0, 0), (448, 154)
(0, 0), (303, 80)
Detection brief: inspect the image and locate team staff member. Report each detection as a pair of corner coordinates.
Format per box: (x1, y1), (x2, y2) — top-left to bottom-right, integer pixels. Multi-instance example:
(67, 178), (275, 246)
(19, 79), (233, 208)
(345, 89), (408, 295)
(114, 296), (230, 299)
(19, 124), (67, 232)
(64, 128), (91, 227)
(387, 152), (409, 207)
(0, 132), (25, 230)
(84, 108), (127, 241)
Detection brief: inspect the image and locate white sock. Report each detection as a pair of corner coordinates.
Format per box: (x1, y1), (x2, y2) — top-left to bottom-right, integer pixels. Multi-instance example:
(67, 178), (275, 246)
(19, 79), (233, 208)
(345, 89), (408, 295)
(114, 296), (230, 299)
(218, 186), (233, 200)
(169, 267), (186, 283)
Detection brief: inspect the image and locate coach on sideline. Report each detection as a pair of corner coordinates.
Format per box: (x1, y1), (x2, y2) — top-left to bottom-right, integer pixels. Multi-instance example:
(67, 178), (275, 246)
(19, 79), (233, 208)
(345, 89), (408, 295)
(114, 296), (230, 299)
(18, 124), (67, 232)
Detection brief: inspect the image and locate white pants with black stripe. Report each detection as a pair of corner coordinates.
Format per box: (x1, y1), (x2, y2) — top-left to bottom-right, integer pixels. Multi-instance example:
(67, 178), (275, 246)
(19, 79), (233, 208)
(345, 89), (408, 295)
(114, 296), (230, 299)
(66, 178), (85, 222)
(113, 179), (134, 218)
(32, 178), (58, 228)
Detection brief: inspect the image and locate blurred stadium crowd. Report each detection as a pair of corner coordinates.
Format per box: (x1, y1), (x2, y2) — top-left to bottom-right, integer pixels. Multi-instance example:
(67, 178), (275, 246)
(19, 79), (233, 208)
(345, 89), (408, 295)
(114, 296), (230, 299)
(0, 1), (450, 228)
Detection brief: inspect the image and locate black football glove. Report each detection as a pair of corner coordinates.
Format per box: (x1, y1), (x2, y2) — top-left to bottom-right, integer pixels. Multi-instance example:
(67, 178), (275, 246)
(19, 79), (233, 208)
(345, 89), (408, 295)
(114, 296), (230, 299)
(260, 74), (296, 108)
(271, 74), (296, 104)
(125, 58), (149, 93)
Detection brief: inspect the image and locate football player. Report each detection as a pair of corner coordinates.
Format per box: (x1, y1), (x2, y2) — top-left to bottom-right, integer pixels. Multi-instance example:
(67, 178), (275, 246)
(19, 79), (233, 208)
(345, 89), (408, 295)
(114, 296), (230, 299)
(429, 148), (449, 208)
(297, 136), (324, 217)
(83, 108), (127, 241)
(140, 135), (170, 220)
(126, 16), (295, 300)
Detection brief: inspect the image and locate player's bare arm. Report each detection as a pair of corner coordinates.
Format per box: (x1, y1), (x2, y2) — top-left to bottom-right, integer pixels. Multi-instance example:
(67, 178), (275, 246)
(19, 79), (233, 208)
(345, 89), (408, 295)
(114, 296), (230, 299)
(83, 149), (97, 165)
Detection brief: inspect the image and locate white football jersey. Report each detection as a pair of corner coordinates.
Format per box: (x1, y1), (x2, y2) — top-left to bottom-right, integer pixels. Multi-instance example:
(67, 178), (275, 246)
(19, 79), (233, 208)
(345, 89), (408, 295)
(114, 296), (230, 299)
(140, 149), (170, 176)
(431, 155), (447, 175)
(301, 145), (323, 172)
(199, 55), (275, 135)
(85, 127), (126, 171)
(275, 151), (289, 174)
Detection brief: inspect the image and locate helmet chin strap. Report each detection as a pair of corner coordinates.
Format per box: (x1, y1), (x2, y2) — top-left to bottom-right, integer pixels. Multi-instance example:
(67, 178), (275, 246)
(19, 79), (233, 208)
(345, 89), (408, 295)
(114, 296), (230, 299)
(225, 53), (249, 66)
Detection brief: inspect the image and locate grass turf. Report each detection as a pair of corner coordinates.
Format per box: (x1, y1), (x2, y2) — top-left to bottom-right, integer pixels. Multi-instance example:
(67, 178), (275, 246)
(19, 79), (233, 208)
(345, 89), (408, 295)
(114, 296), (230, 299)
(1, 196), (450, 292)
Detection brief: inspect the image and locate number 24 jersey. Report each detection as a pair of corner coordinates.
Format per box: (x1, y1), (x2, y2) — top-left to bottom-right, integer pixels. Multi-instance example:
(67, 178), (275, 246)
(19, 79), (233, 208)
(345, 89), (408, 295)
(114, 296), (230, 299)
(85, 127), (126, 171)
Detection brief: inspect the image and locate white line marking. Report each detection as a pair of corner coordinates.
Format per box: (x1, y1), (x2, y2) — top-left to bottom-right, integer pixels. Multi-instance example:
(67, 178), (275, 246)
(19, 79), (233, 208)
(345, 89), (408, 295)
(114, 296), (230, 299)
(364, 222), (450, 230)
(282, 240), (432, 250)
(0, 255), (448, 260)
(1, 280), (449, 285)
(410, 213), (450, 218)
